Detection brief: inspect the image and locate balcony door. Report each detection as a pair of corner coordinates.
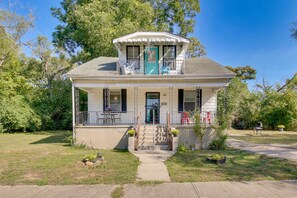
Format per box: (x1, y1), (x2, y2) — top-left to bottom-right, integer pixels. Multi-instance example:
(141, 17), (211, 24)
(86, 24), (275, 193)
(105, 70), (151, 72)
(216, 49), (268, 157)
(144, 46), (159, 75)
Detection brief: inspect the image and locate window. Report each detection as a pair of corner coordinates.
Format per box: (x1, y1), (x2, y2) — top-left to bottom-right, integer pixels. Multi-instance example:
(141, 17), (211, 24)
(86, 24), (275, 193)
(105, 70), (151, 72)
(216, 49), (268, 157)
(127, 46), (140, 69)
(184, 90), (196, 111)
(109, 90), (121, 112)
(163, 46), (176, 70)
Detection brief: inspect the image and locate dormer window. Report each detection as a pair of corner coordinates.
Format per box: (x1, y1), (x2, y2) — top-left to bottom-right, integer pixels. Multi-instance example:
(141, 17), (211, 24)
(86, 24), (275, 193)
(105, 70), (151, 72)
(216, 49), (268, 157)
(163, 46), (176, 70)
(126, 46), (140, 69)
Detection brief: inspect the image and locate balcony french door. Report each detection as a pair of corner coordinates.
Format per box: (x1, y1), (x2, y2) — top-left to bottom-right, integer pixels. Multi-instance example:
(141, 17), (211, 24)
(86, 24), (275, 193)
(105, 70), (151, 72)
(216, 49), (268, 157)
(144, 46), (159, 75)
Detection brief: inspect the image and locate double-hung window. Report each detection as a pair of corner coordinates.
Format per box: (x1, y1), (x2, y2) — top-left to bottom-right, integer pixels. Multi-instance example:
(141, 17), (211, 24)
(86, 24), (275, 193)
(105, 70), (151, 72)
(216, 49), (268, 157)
(163, 46), (176, 70)
(184, 90), (196, 111)
(109, 90), (121, 112)
(127, 46), (140, 69)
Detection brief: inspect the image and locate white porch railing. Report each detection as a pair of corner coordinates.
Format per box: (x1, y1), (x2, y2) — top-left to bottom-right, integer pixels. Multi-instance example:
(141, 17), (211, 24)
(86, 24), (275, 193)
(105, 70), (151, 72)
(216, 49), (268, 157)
(171, 111), (216, 126)
(76, 111), (135, 126)
(118, 59), (185, 75)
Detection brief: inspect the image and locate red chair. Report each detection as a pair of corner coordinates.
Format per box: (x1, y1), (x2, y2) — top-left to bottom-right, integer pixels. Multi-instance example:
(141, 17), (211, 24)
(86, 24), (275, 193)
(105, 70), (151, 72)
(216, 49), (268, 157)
(203, 112), (211, 124)
(181, 112), (190, 125)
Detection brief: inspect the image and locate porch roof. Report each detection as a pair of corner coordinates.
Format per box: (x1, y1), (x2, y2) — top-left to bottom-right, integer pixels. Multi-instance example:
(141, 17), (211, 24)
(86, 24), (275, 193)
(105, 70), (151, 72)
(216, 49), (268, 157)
(113, 31), (190, 44)
(67, 57), (236, 79)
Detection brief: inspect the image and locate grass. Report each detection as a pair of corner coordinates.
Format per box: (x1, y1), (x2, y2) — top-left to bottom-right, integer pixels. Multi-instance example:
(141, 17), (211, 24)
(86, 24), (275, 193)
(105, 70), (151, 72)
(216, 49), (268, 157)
(0, 131), (139, 185)
(228, 129), (297, 145)
(166, 149), (297, 182)
(111, 186), (124, 198)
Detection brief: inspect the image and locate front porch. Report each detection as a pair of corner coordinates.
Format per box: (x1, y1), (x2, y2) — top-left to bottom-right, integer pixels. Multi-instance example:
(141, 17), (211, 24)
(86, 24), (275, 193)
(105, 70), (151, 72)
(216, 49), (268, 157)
(72, 85), (220, 150)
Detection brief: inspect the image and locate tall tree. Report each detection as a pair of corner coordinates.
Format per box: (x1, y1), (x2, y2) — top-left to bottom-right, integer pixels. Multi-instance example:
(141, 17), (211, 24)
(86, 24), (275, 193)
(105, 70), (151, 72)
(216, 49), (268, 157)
(225, 65), (256, 81)
(291, 20), (297, 40)
(27, 36), (72, 101)
(0, 9), (33, 67)
(51, 0), (205, 60)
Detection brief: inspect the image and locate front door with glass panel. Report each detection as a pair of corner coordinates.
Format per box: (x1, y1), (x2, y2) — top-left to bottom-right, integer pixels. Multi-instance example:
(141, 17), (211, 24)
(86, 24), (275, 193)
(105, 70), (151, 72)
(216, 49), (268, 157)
(145, 92), (160, 124)
(144, 47), (159, 75)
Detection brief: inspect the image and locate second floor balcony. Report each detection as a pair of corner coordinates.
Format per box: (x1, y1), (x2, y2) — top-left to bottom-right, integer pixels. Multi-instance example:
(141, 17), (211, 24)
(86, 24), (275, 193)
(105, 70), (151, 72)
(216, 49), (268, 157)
(118, 59), (185, 75)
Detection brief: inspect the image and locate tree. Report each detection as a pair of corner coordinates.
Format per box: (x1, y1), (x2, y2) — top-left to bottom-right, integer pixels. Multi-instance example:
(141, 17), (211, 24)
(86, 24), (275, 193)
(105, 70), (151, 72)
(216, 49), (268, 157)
(193, 113), (206, 149)
(0, 8), (34, 67)
(225, 65), (256, 81)
(291, 20), (297, 40)
(186, 37), (206, 58)
(147, 0), (200, 36)
(27, 36), (72, 101)
(51, 0), (205, 60)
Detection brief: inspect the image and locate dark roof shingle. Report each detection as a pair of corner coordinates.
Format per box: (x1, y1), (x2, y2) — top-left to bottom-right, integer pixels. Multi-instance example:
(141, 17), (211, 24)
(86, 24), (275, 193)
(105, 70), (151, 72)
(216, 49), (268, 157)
(184, 57), (235, 75)
(67, 56), (236, 78)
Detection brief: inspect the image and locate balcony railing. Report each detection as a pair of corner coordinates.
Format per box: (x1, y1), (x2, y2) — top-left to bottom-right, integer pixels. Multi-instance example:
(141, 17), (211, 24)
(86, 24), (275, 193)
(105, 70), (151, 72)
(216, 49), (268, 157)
(171, 111), (216, 126)
(76, 111), (135, 126)
(118, 59), (185, 75)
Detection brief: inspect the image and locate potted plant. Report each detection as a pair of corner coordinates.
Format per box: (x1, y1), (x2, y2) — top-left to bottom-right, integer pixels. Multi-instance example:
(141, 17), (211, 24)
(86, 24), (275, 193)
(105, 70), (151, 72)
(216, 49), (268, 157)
(170, 129), (180, 137)
(128, 129), (136, 136)
(277, 125), (285, 131)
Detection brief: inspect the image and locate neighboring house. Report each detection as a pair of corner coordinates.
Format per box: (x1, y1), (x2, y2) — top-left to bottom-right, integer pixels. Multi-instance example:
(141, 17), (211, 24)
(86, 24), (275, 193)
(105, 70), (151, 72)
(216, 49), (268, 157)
(67, 32), (235, 150)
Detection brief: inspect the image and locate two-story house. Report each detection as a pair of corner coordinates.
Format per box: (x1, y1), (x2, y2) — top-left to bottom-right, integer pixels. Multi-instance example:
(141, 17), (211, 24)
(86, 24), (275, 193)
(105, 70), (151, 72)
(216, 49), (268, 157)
(67, 32), (235, 150)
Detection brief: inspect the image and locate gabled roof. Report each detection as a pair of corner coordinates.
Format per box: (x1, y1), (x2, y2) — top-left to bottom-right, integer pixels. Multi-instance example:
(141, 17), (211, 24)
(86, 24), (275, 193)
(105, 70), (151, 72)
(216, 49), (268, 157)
(113, 31), (190, 44)
(67, 56), (236, 78)
(67, 57), (118, 77)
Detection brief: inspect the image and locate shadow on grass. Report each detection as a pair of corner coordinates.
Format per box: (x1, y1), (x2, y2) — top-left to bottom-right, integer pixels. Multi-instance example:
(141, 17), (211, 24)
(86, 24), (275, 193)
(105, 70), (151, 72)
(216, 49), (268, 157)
(168, 149), (297, 181)
(30, 133), (69, 145)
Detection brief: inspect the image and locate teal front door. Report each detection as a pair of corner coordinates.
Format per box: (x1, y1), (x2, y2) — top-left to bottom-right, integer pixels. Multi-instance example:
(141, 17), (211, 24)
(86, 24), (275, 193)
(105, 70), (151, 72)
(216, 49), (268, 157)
(144, 47), (159, 75)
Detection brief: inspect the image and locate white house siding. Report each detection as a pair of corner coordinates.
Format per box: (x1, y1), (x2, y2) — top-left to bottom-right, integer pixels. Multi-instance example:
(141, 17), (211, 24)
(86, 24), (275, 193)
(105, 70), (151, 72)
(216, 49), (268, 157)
(201, 88), (217, 112)
(86, 87), (217, 125)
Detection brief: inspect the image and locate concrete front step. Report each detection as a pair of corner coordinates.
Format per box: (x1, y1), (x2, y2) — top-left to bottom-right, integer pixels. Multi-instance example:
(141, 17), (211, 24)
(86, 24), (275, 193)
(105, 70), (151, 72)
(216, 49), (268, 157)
(138, 145), (169, 150)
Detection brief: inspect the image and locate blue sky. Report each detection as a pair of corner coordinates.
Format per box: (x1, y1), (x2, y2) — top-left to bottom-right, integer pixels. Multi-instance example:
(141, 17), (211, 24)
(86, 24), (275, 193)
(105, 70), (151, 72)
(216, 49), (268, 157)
(1, 0), (297, 89)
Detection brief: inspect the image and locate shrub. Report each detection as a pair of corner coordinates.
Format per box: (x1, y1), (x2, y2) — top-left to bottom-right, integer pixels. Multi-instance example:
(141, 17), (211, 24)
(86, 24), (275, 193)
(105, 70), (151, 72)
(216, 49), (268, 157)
(127, 129), (136, 136)
(82, 154), (97, 162)
(209, 134), (228, 150)
(177, 144), (191, 152)
(170, 129), (180, 137)
(211, 153), (224, 161)
(277, 125), (285, 129)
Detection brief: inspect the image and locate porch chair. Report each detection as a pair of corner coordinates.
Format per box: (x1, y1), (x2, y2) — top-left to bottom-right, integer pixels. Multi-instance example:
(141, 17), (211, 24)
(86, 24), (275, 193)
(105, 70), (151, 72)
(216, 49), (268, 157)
(253, 122), (263, 135)
(161, 65), (170, 75)
(203, 112), (212, 124)
(121, 62), (135, 75)
(181, 112), (190, 125)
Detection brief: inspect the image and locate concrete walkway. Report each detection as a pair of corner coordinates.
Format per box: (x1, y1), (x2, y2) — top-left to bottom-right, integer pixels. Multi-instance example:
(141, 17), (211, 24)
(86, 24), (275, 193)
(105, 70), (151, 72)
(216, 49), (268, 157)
(132, 150), (175, 181)
(1, 181), (297, 198)
(124, 180), (297, 198)
(228, 138), (297, 164)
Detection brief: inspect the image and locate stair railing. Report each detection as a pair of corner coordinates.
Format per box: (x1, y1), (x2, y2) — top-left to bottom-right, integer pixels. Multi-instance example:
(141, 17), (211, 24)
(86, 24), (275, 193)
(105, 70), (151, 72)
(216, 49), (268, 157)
(135, 112), (141, 151)
(166, 111), (172, 151)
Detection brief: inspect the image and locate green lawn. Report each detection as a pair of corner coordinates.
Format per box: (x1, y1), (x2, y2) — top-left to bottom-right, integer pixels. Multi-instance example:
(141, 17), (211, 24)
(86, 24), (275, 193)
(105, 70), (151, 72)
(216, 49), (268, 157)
(228, 129), (297, 145)
(0, 131), (138, 185)
(166, 150), (297, 182)
(230, 134), (297, 145)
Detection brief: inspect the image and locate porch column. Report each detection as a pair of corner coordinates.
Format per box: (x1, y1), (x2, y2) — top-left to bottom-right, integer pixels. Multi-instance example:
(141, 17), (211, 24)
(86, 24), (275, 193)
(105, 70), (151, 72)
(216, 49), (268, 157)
(169, 86), (173, 124)
(134, 86), (139, 124)
(72, 85), (75, 129)
(196, 86), (202, 113)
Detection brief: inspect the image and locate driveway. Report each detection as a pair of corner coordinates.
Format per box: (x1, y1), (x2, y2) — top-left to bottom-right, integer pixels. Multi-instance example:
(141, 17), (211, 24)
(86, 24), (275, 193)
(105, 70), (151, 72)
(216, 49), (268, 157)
(228, 138), (297, 164)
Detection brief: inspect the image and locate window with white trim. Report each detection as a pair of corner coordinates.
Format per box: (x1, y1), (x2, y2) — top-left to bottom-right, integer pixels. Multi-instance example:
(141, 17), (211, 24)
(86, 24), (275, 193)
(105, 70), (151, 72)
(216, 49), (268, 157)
(109, 90), (121, 112)
(127, 46), (140, 69)
(184, 90), (196, 111)
(163, 46), (176, 70)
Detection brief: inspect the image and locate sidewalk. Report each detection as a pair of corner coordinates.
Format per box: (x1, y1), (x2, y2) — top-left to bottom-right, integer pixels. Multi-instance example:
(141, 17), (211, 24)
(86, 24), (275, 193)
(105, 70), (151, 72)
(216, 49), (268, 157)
(1, 181), (297, 198)
(132, 150), (175, 181)
(228, 138), (297, 164)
